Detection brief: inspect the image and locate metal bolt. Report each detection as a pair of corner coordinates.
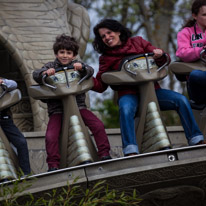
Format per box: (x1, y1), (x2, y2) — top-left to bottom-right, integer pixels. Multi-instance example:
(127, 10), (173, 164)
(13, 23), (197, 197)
(168, 154), (176, 161)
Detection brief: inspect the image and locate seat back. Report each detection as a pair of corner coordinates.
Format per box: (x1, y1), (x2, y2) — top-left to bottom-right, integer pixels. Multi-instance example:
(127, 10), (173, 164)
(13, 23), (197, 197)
(169, 59), (206, 137)
(29, 68), (98, 168)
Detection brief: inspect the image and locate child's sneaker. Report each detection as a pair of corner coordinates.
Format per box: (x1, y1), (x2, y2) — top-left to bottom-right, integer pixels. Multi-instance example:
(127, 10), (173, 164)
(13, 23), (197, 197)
(101, 156), (112, 161)
(48, 167), (59, 172)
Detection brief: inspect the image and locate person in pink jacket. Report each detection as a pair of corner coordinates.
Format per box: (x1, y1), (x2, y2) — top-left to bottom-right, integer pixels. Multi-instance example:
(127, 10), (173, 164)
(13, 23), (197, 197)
(176, 0), (206, 104)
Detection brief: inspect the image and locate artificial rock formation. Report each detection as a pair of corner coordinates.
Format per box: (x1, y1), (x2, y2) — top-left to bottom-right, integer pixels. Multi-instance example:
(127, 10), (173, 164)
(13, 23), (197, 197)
(0, 0), (90, 131)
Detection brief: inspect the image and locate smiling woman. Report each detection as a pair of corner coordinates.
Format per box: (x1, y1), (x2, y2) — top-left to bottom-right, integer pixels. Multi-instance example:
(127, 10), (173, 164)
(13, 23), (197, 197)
(91, 18), (205, 156)
(99, 28), (121, 47)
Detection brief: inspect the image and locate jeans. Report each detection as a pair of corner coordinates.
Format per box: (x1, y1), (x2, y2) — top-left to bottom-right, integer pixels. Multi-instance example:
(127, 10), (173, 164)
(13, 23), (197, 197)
(0, 118), (31, 175)
(118, 88), (204, 155)
(188, 70), (206, 103)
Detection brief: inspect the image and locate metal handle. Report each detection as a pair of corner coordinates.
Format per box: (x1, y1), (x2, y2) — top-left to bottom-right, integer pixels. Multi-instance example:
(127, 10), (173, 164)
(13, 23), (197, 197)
(0, 83), (9, 99)
(145, 53), (151, 73)
(123, 53), (154, 75)
(200, 49), (206, 64)
(156, 53), (170, 72)
(41, 65), (89, 89)
(63, 67), (70, 88)
(78, 67), (90, 84)
(42, 74), (57, 89)
(124, 53), (170, 75)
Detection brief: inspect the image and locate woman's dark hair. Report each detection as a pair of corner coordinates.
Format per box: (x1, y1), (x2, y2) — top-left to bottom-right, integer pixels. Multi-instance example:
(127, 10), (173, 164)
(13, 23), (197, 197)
(53, 34), (79, 56)
(182, 0), (206, 28)
(92, 19), (132, 54)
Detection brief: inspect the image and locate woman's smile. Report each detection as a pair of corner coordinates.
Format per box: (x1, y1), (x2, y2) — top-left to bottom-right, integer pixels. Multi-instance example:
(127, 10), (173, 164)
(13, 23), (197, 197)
(99, 28), (122, 47)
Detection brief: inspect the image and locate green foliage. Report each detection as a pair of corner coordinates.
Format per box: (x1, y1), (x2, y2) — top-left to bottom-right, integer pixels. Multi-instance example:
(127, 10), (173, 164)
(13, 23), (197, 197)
(0, 177), (142, 206)
(94, 99), (120, 128)
(0, 177), (32, 206)
(161, 111), (181, 126)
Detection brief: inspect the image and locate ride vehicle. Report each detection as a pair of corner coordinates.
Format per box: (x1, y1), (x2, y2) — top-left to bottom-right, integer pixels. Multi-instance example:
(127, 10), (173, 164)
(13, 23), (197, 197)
(0, 84), (21, 181)
(169, 49), (206, 137)
(101, 53), (171, 153)
(3, 54), (206, 205)
(28, 66), (98, 169)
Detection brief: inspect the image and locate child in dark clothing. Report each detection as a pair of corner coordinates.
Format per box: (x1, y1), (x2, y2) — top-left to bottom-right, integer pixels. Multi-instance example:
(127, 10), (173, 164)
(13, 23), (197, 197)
(33, 34), (111, 172)
(0, 78), (31, 176)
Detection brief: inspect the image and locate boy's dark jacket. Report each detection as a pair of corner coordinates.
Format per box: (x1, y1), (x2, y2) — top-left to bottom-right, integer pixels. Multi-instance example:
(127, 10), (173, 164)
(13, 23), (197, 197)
(33, 58), (94, 116)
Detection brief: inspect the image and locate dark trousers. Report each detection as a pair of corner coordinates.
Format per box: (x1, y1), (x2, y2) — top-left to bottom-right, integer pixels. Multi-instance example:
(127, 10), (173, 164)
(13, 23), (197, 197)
(80, 108), (110, 157)
(46, 109), (111, 168)
(188, 70), (206, 104)
(0, 118), (31, 175)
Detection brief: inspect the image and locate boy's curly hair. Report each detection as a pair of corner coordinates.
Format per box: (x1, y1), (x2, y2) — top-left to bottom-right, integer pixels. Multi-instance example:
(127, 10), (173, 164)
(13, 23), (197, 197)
(53, 34), (79, 56)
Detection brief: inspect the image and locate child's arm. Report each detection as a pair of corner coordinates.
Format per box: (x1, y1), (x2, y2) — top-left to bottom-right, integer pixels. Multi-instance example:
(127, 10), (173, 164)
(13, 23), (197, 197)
(0, 78), (17, 91)
(33, 62), (55, 84)
(42, 68), (55, 76)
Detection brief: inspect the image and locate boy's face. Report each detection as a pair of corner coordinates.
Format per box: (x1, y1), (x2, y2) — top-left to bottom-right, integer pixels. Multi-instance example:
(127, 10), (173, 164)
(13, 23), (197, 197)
(55, 49), (75, 65)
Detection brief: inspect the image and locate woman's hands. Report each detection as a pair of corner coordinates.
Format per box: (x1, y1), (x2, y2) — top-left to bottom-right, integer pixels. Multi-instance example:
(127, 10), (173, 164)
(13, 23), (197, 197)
(153, 49), (163, 59)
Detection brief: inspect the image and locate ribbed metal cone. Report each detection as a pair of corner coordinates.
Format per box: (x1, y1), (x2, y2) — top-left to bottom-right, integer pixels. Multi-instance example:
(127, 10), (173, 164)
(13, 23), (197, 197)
(143, 125), (165, 142)
(69, 153), (92, 167)
(70, 115), (80, 126)
(68, 132), (85, 146)
(0, 141), (17, 180)
(142, 139), (171, 153)
(145, 111), (160, 123)
(67, 146), (90, 163)
(68, 139), (88, 151)
(141, 102), (171, 153)
(67, 115), (93, 166)
(69, 125), (82, 136)
(0, 148), (9, 157)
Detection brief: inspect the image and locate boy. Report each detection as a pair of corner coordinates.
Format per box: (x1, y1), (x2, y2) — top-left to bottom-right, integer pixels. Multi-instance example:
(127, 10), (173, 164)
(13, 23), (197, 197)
(33, 34), (111, 172)
(0, 78), (31, 176)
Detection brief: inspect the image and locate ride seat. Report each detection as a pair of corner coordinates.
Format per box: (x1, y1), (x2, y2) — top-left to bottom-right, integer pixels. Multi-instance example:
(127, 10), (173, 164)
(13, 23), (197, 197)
(169, 59), (206, 137)
(189, 100), (206, 110)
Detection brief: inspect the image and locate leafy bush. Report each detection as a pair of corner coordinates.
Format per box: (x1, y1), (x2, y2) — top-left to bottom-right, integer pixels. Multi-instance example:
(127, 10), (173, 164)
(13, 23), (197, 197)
(0, 177), (142, 206)
(95, 99), (120, 128)
(0, 177), (32, 206)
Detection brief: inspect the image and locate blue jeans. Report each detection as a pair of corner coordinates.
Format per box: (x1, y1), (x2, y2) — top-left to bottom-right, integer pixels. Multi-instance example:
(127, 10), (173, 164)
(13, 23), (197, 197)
(0, 118), (31, 175)
(188, 70), (206, 103)
(118, 88), (204, 155)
